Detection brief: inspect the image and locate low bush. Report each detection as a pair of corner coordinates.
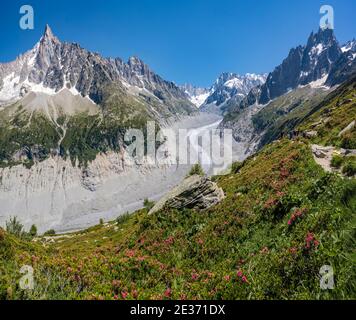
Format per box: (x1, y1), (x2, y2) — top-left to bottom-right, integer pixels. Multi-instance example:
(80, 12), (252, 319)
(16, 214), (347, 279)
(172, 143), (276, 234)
(43, 229), (56, 236)
(188, 163), (205, 177)
(143, 198), (155, 211)
(342, 157), (356, 177)
(331, 154), (343, 168)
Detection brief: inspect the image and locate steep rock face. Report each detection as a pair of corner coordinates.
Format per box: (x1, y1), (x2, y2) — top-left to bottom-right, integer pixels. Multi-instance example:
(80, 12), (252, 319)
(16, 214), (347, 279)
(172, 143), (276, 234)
(0, 150), (131, 232)
(259, 28), (341, 105)
(218, 103), (267, 159)
(0, 148), (189, 233)
(259, 46), (304, 104)
(326, 40), (356, 86)
(149, 174), (225, 215)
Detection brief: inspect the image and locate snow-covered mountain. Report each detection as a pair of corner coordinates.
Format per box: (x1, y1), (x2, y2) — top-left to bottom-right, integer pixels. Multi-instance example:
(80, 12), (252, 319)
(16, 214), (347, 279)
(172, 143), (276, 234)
(179, 83), (210, 108)
(0, 25), (195, 117)
(256, 28), (341, 105)
(180, 72), (266, 112)
(341, 39), (356, 53)
(198, 73), (267, 114)
(232, 28), (356, 110)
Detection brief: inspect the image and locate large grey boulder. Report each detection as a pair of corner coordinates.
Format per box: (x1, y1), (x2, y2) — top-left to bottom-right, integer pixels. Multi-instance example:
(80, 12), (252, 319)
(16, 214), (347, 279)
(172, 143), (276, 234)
(148, 175), (225, 215)
(338, 120), (355, 137)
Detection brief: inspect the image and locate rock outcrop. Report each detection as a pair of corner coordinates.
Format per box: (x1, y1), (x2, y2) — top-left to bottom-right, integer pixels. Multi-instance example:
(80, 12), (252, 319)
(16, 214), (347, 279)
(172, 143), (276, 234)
(149, 174), (225, 215)
(311, 144), (356, 173)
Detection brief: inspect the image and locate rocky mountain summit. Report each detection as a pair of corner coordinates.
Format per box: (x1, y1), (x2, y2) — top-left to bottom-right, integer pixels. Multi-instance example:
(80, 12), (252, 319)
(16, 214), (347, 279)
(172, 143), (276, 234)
(229, 28), (355, 111)
(219, 28), (356, 156)
(180, 73), (266, 112)
(0, 25), (195, 116)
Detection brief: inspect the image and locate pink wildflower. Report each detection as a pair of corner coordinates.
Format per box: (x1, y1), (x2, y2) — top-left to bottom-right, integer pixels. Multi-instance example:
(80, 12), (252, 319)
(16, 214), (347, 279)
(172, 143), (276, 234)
(224, 275), (231, 281)
(191, 273), (199, 281)
(164, 288), (172, 298)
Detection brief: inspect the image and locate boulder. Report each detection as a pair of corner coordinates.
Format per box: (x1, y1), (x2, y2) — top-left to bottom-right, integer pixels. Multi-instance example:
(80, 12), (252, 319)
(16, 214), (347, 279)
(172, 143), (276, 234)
(148, 175), (225, 215)
(338, 120), (355, 137)
(304, 130), (318, 138)
(311, 144), (334, 159)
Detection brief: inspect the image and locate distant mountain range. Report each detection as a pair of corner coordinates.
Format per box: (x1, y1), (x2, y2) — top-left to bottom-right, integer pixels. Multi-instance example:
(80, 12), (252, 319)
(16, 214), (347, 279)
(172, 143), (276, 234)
(181, 29), (355, 118)
(180, 72), (267, 113)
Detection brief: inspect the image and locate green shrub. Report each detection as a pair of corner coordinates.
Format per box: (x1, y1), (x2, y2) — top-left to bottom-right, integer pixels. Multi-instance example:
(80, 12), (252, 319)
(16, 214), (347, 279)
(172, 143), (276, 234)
(342, 157), (356, 177)
(188, 163), (205, 177)
(116, 212), (130, 225)
(331, 154), (343, 168)
(43, 229), (56, 236)
(99, 218), (104, 225)
(29, 225), (37, 238)
(5, 217), (24, 238)
(341, 131), (356, 149)
(341, 179), (356, 208)
(143, 198), (155, 211)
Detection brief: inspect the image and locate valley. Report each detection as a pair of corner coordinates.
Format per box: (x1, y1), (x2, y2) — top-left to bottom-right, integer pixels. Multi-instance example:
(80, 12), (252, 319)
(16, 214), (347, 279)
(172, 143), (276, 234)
(0, 18), (355, 301)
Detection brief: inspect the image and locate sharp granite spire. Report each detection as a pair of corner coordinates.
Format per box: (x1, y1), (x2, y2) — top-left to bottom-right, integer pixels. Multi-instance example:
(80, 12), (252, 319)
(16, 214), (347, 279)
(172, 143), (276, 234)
(41, 24), (60, 44)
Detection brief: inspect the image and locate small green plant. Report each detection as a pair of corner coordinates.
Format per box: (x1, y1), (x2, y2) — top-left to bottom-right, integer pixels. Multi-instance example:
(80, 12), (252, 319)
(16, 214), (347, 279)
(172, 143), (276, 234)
(342, 157), (356, 176)
(99, 218), (104, 225)
(43, 229), (56, 236)
(29, 224), (37, 238)
(116, 212), (130, 225)
(341, 131), (356, 149)
(143, 198), (155, 211)
(188, 163), (205, 176)
(231, 161), (244, 174)
(5, 217), (24, 238)
(331, 154), (343, 168)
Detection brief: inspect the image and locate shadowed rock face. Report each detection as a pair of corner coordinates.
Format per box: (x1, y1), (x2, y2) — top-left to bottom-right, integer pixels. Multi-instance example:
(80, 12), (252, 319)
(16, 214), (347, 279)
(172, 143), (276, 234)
(149, 174), (225, 215)
(258, 28), (341, 105)
(228, 28), (352, 113)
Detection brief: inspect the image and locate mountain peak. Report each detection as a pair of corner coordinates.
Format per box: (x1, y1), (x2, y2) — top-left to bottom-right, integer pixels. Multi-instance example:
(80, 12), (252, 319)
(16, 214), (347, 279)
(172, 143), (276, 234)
(42, 24), (59, 43)
(307, 27), (337, 48)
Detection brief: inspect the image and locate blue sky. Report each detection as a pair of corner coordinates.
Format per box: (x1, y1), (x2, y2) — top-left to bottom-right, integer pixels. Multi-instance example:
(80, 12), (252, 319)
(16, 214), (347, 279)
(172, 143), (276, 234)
(0, 0), (355, 87)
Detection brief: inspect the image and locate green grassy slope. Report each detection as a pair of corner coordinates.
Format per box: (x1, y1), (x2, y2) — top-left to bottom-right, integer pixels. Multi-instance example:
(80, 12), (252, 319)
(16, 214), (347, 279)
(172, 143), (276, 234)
(1, 138), (354, 300)
(298, 75), (356, 149)
(252, 86), (330, 147)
